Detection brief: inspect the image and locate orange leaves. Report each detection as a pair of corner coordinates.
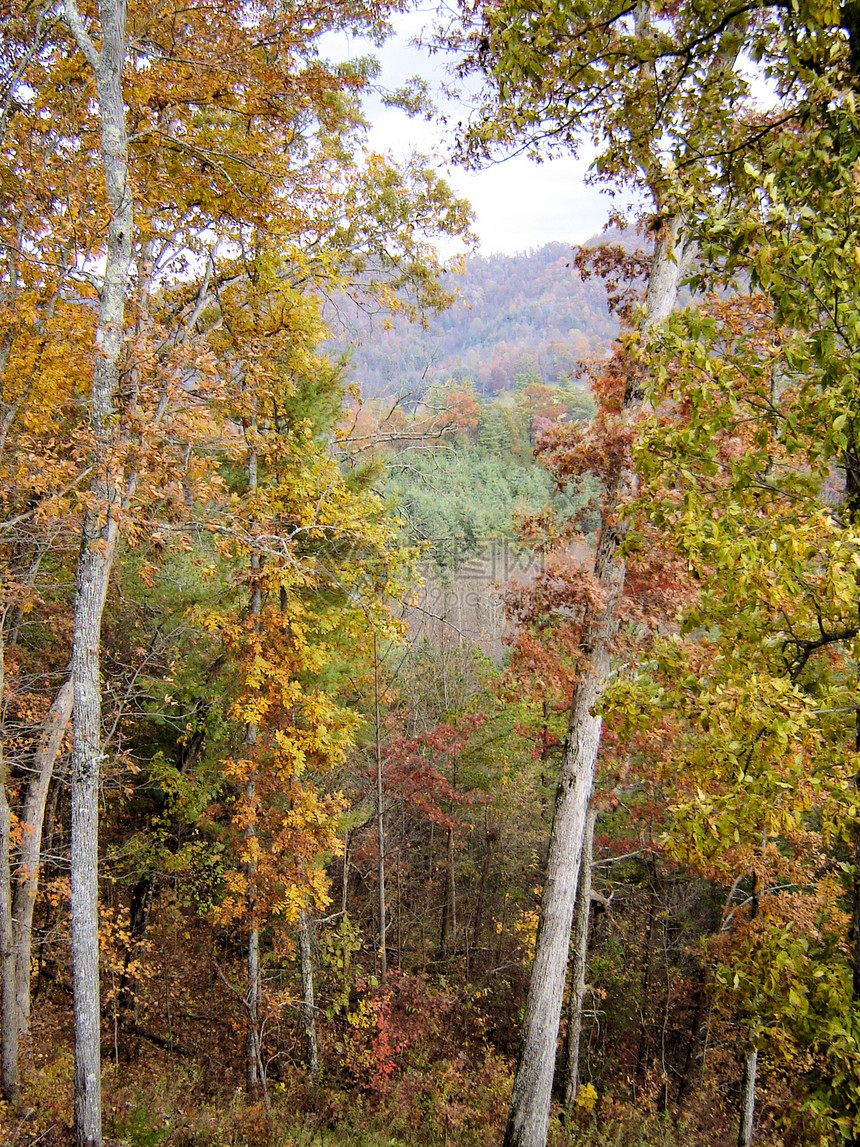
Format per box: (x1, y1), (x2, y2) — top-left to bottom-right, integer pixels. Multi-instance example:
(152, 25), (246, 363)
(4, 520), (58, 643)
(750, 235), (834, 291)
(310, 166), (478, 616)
(535, 407), (636, 493)
(213, 770), (343, 927)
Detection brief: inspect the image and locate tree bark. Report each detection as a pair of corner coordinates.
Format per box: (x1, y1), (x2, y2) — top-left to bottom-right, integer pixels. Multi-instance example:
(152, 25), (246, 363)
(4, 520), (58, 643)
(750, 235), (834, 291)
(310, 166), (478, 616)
(298, 909), (319, 1076)
(502, 226), (686, 1147)
(71, 517), (120, 1147)
(12, 676), (73, 1032)
(561, 803), (596, 1117)
(737, 1045), (758, 1147)
(62, 2), (133, 1143)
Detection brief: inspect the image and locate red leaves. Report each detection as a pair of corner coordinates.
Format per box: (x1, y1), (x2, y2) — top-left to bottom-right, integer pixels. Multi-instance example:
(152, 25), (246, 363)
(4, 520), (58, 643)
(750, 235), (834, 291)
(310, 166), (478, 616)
(379, 715), (489, 829)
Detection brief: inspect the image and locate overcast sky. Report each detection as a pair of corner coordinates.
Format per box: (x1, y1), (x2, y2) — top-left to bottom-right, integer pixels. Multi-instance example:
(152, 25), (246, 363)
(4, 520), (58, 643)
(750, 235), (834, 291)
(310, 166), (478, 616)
(324, 7), (614, 257)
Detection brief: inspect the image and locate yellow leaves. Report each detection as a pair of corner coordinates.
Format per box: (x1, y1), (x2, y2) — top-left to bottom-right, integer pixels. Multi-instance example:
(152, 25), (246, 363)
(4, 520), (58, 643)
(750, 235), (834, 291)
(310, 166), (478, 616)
(271, 883), (305, 922)
(576, 1082), (598, 1112)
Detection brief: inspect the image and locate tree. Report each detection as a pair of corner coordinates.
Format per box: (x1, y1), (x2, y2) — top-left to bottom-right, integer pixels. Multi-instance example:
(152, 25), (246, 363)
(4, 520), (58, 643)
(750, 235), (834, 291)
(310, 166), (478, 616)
(0, 0), (470, 1138)
(59, 4), (134, 1140)
(444, 5), (759, 1141)
(441, 0), (860, 1139)
(605, 10), (860, 1137)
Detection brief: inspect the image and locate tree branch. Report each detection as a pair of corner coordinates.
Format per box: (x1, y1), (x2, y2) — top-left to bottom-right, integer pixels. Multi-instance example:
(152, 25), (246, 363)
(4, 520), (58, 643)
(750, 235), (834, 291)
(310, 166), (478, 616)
(62, 0), (100, 71)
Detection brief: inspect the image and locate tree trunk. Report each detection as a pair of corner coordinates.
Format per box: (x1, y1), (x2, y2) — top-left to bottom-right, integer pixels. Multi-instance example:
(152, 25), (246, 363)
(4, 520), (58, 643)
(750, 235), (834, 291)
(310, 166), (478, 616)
(299, 909), (319, 1076)
(12, 676), (73, 1032)
(341, 831), (350, 917)
(502, 225), (686, 1147)
(246, 910), (260, 1091)
(118, 874), (153, 1016)
(737, 1045), (758, 1147)
(0, 776), (19, 1105)
(502, 608), (615, 1147)
(561, 804), (596, 1117)
(62, 3), (133, 1142)
(71, 519), (120, 1147)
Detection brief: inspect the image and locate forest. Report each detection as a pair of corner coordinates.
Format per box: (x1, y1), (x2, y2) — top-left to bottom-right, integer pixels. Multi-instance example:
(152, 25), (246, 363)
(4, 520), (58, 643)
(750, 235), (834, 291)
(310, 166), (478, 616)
(1, 2), (860, 1147)
(329, 242), (619, 398)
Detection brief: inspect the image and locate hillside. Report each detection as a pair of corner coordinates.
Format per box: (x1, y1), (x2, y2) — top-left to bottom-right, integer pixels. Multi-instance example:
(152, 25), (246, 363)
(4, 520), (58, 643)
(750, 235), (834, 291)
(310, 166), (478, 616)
(329, 241), (619, 398)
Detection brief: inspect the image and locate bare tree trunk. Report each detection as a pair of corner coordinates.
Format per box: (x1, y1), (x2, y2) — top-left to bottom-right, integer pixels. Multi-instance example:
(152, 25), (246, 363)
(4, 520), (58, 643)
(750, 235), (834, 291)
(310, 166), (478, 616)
(374, 633), (387, 982)
(70, 518), (119, 1147)
(298, 909), (319, 1076)
(12, 677), (73, 1032)
(62, 3), (133, 1142)
(502, 601), (616, 1147)
(737, 1045), (758, 1147)
(502, 226), (686, 1147)
(246, 909), (260, 1091)
(561, 804), (596, 1118)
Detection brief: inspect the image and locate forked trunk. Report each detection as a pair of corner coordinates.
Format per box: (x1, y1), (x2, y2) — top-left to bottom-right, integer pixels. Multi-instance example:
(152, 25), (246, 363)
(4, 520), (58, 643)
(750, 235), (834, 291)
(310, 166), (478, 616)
(502, 570), (619, 1147)
(502, 224), (686, 1147)
(62, 1), (134, 1142)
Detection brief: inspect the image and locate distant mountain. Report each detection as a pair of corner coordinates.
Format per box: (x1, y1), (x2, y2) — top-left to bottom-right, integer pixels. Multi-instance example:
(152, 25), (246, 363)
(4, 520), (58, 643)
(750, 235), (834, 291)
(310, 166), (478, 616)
(328, 241), (619, 399)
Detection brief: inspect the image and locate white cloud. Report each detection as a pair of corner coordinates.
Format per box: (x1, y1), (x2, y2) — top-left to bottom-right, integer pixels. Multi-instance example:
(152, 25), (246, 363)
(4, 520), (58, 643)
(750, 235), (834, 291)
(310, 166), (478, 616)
(321, 8), (613, 257)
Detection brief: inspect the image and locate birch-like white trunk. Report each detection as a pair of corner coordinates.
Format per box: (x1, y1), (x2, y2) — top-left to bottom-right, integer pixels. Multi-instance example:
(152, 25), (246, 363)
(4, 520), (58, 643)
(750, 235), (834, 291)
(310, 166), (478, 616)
(502, 227), (686, 1147)
(299, 909), (319, 1076)
(737, 1045), (758, 1147)
(62, 3), (133, 1144)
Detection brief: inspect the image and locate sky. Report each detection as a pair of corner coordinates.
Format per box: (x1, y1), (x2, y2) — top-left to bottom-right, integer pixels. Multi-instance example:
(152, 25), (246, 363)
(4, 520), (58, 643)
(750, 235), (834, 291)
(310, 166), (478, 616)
(324, 7), (614, 258)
